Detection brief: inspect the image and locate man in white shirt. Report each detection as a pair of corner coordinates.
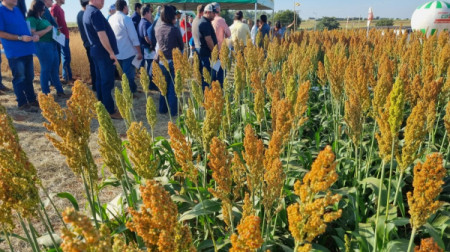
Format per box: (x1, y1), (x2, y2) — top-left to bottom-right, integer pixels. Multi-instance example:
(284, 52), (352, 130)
(251, 19), (260, 45)
(108, 0), (142, 94)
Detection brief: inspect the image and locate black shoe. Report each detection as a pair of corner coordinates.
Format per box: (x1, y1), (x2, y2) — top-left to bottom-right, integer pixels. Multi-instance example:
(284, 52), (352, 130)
(18, 104), (38, 113)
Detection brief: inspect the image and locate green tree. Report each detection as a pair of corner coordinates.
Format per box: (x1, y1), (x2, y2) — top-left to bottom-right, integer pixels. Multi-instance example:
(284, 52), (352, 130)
(317, 17), (340, 30)
(375, 18), (394, 27)
(273, 10), (300, 28)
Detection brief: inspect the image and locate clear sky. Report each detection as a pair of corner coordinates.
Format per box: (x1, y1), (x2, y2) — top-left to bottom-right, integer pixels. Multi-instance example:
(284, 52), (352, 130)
(24, 0), (429, 23)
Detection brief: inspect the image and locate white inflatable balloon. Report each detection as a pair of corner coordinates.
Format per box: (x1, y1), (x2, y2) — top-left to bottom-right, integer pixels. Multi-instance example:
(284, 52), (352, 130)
(411, 1), (450, 36)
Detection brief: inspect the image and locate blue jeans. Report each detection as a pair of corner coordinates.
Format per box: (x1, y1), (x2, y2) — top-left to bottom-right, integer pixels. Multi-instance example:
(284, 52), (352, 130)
(61, 38), (72, 81)
(93, 56), (116, 114)
(36, 42), (64, 94)
(85, 46), (96, 91)
(118, 56), (137, 93)
(212, 66), (224, 88)
(158, 62), (177, 116)
(7, 55), (37, 107)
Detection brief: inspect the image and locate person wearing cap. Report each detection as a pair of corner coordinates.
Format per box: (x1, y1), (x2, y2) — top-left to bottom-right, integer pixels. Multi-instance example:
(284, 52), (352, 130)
(155, 5), (183, 116)
(192, 3), (217, 89)
(230, 11), (251, 46)
(109, 0), (142, 95)
(83, 0), (121, 119)
(107, 4), (115, 20)
(131, 2), (141, 32)
(0, 0), (40, 112)
(77, 0), (95, 90)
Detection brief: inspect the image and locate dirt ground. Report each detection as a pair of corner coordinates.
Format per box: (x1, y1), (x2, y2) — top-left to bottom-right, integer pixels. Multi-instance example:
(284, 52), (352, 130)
(0, 73), (171, 251)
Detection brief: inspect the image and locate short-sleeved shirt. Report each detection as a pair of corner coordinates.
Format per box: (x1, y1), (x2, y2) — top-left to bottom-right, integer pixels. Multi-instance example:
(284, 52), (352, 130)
(0, 5), (35, 59)
(83, 4), (118, 59)
(138, 18), (151, 49)
(230, 20), (251, 46)
(51, 4), (69, 38)
(27, 16), (53, 42)
(77, 10), (89, 48)
(194, 16), (217, 58)
(260, 23), (270, 39)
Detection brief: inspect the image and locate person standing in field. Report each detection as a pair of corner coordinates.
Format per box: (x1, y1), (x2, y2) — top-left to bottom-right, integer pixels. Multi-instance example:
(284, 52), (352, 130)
(230, 11), (251, 46)
(191, 4), (204, 53)
(0, 0), (40, 112)
(258, 14), (270, 43)
(77, 0), (96, 91)
(251, 19), (259, 44)
(138, 4), (156, 89)
(106, 4), (115, 20)
(83, 0), (121, 119)
(131, 2), (141, 32)
(154, 4), (183, 116)
(192, 3), (217, 90)
(108, 0), (142, 95)
(27, 0), (69, 98)
(51, 0), (73, 84)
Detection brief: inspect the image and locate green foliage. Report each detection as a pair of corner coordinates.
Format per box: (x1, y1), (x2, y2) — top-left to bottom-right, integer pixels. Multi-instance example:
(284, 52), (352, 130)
(376, 18), (395, 27)
(317, 17), (340, 30)
(273, 10), (301, 27)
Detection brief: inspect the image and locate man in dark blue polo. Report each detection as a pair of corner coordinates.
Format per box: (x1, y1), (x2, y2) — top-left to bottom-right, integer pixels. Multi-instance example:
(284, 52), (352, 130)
(0, 0), (39, 112)
(77, 0), (95, 91)
(83, 0), (121, 119)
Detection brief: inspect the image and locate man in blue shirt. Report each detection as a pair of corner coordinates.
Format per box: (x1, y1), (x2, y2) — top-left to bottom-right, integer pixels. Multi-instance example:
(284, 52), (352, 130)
(0, 0), (39, 112)
(138, 4), (157, 90)
(77, 0), (95, 91)
(83, 0), (121, 119)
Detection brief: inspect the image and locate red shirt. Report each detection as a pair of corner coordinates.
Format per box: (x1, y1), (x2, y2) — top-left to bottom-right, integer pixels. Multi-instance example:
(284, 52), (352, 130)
(51, 4), (69, 38)
(180, 19), (192, 43)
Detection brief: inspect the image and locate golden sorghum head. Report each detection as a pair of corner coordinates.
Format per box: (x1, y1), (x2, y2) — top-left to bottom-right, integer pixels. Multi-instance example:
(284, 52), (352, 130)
(202, 81), (224, 150)
(115, 75), (135, 127)
(426, 101), (437, 134)
(185, 100), (201, 141)
(317, 61), (327, 87)
(414, 238), (443, 252)
(233, 52), (246, 101)
(263, 140), (285, 213)
(231, 151), (246, 199)
(203, 67), (212, 86)
(264, 71), (277, 99)
(388, 77), (405, 137)
(420, 78), (444, 105)
(372, 54), (394, 118)
(61, 208), (112, 251)
(230, 215), (264, 251)
(127, 181), (195, 251)
(220, 43), (231, 72)
(286, 75), (297, 105)
(445, 101), (450, 136)
(39, 81), (98, 183)
(407, 74), (422, 106)
(0, 107), (40, 229)
(193, 54), (202, 87)
(211, 45), (219, 64)
(287, 146), (342, 246)
(243, 124), (265, 195)
(274, 98), (294, 143)
(294, 81), (310, 127)
(112, 236), (142, 252)
(146, 97), (157, 130)
(168, 122), (198, 184)
(398, 101), (427, 172)
(174, 69), (183, 98)
(208, 137), (232, 228)
(250, 70), (263, 92)
(407, 153), (446, 229)
(344, 93), (363, 146)
(152, 61), (167, 96)
(139, 67), (150, 95)
(254, 89), (265, 124)
(191, 79), (204, 108)
(172, 48), (185, 80)
(95, 102), (124, 178)
(242, 192), (253, 219)
(375, 98), (397, 162)
(158, 50), (170, 72)
(126, 122), (157, 179)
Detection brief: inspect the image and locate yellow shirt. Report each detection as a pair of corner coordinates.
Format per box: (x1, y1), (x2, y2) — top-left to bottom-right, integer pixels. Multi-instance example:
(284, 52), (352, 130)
(230, 20), (251, 46)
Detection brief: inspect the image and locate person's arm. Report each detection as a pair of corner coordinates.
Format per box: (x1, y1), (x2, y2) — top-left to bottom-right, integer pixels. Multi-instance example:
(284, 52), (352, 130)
(205, 35), (214, 51)
(30, 25), (53, 37)
(97, 31), (117, 61)
(176, 28), (184, 51)
(222, 19), (231, 38)
(0, 31), (36, 42)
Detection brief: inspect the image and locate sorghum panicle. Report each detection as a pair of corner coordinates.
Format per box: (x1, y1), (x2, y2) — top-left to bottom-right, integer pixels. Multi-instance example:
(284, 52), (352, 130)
(146, 97), (157, 130)
(152, 61), (167, 96)
(407, 153), (445, 229)
(230, 215), (264, 251)
(168, 122), (198, 184)
(202, 81), (224, 150)
(126, 122), (157, 179)
(243, 124), (265, 196)
(414, 238), (443, 252)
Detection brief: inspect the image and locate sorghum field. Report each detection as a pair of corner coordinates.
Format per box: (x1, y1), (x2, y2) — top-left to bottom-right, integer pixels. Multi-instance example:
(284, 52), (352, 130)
(1, 29), (450, 252)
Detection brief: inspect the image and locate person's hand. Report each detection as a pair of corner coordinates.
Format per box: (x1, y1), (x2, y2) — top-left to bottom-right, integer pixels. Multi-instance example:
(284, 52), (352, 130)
(110, 53), (117, 62)
(21, 35), (33, 42)
(136, 52), (143, 61)
(32, 35), (40, 42)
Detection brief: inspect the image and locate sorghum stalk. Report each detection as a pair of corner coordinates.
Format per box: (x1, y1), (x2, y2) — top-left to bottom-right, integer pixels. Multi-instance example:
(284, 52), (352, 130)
(37, 208), (58, 249)
(1, 225), (14, 252)
(17, 213), (38, 252)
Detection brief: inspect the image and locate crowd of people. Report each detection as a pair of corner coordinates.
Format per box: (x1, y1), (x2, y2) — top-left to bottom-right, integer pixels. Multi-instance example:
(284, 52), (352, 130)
(0, 0), (289, 117)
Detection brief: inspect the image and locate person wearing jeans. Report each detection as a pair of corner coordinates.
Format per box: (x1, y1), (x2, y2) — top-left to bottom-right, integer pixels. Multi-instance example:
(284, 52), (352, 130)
(51, 0), (73, 83)
(155, 5), (184, 116)
(83, 0), (121, 119)
(77, 0), (96, 91)
(27, 0), (68, 97)
(0, 0), (39, 112)
(108, 0), (142, 94)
